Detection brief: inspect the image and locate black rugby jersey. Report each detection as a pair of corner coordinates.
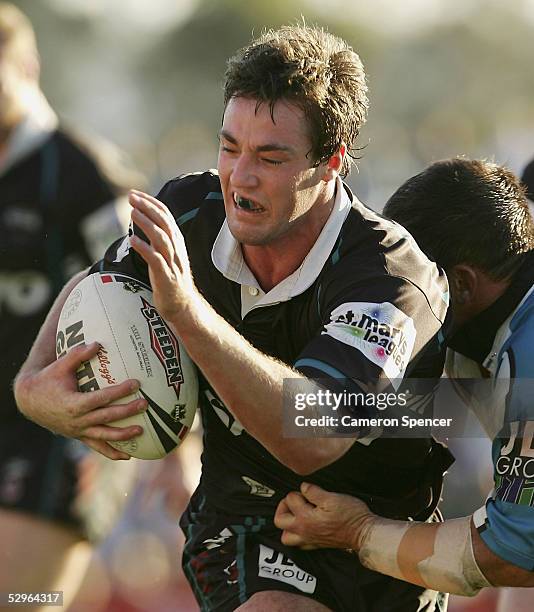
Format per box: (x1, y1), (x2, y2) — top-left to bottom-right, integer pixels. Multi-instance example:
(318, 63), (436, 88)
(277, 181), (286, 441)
(1, 127), (134, 422)
(98, 170), (451, 518)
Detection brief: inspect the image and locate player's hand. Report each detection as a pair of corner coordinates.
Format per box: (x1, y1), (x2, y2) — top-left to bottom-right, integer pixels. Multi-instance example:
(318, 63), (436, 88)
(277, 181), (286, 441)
(14, 342), (147, 460)
(274, 482), (376, 551)
(128, 190), (196, 323)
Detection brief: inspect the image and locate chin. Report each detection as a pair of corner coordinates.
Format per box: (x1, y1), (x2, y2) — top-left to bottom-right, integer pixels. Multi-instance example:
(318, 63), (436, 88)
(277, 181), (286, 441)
(228, 227), (269, 246)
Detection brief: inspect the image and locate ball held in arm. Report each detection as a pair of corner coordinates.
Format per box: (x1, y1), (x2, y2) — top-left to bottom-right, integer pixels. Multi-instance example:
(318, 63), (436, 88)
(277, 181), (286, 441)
(55, 271), (198, 459)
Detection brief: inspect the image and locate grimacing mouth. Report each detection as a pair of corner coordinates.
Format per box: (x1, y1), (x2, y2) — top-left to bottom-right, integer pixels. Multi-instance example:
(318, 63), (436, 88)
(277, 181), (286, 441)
(233, 192), (265, 212)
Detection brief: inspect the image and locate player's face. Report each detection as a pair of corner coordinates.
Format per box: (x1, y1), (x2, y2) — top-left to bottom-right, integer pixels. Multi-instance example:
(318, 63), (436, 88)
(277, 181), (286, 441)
(218, 96), (332, 248)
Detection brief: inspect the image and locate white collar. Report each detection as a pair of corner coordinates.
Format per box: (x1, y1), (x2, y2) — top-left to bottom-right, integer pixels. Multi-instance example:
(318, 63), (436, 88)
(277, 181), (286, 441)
(0, 92), (58, 177)
(212, 177), (353, 317)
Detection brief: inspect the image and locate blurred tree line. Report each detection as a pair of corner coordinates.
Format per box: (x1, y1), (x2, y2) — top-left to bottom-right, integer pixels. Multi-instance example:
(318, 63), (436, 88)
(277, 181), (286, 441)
(13, 0), (534, 206)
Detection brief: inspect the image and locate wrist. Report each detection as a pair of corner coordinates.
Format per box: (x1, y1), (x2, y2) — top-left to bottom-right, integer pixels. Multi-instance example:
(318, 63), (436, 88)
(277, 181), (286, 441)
(166, 290), (212, 340)
(349, 511), (378, 553)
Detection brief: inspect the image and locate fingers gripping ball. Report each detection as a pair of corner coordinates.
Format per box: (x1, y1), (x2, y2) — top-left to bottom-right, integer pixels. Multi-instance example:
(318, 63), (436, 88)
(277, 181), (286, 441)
(56, 272), (198, 459)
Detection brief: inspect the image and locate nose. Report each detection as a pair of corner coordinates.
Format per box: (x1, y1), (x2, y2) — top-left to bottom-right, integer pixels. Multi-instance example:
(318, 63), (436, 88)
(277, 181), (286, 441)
(231, 153), (259, 190)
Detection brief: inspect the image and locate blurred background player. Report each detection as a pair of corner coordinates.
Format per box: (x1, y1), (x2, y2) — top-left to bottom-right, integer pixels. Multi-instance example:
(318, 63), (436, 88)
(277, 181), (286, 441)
(0, 3), (142, 608)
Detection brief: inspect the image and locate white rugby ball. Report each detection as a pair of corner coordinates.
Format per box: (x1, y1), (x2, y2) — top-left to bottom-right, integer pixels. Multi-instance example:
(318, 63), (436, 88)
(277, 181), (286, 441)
(56, 271), (198, 459)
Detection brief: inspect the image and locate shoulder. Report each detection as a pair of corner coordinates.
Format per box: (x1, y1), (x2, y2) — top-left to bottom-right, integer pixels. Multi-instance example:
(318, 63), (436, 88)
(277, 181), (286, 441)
(501, 287), (534, 378)
(323, 194), (448, 325)
(156, 170), (225, 229)
(157, 170), (221, 202)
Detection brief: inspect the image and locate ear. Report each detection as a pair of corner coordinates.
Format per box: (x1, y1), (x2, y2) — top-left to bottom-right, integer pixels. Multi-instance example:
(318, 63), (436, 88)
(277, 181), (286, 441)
(322, 144), (346, 183)
(448, 264), (478, 306)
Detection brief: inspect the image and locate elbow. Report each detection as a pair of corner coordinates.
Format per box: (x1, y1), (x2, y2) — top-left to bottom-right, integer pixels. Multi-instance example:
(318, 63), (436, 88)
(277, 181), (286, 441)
(13, 375), (29, 419)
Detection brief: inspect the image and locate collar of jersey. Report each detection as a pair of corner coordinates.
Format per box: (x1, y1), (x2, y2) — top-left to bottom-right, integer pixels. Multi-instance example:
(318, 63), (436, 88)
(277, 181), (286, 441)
(212, 177), (353, 318)
(0, 94), (58, 177)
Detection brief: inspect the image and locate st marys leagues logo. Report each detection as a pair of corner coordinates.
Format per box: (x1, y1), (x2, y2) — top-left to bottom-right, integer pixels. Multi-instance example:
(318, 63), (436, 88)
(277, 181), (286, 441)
(323, 301), (416, 380)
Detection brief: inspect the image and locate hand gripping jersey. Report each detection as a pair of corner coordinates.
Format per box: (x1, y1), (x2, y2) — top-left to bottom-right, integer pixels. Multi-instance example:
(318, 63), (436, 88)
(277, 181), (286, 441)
(446, 251), (534, 571)
(0, 120), (134, 423)
(97, 170), (452, 520)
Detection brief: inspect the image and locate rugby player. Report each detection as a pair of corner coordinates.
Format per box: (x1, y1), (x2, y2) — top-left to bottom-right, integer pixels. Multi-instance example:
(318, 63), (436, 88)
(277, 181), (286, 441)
(275, 159), (534, 597)
(15, 25), (452, 611)
(0, 3), (140, 607)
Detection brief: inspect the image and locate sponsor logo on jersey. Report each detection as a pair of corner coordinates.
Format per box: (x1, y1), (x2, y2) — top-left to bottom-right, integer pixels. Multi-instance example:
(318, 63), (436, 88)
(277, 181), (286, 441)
(241, 476), (275, 498)
(202, 527), (234, 550)
(323, 301), (416, 380)
(495, 421), (534, 506)
(258, 545), (316, 593)
(112, 235), (132, 263)
(205, 388), (244, 436)
(224, 560), (238, 585)
(140, 297), (184, 397)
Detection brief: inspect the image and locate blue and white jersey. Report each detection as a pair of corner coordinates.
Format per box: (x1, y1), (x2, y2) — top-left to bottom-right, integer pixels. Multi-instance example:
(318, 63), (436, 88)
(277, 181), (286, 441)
(446, 261), (534, 571)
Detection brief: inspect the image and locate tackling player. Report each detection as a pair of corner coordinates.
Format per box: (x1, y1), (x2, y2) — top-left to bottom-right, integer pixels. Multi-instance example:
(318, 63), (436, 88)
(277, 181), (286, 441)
(275, 159), (534, 597)
(15, 25), (452, 611)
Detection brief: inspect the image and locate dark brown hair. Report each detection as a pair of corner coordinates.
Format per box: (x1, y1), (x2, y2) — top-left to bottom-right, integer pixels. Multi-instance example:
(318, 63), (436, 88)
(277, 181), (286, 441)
(224, 25), (368, 177)
(384, 158), (534, 280)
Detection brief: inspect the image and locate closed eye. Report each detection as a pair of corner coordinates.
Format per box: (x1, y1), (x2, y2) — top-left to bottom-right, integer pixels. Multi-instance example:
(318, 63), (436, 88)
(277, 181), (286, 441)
(220, 144), (237, 154)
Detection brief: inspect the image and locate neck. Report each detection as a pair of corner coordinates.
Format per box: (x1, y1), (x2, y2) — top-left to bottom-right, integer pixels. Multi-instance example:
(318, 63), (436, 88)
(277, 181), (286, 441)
(243, 190), (336, 292)
(452, 275), (511, 332)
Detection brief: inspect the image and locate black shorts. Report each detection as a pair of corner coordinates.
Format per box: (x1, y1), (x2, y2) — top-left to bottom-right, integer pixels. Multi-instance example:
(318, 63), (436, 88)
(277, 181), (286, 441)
(180, 487), (448, 612)
(0, 418), (86, 533)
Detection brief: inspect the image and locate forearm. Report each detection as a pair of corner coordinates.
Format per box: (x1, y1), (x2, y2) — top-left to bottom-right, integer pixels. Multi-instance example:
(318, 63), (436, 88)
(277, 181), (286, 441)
(128, 190), (353, 472)
(15, 269), (88, 398)
(170, 291), (353, 474)
(356, 515), (491, 596)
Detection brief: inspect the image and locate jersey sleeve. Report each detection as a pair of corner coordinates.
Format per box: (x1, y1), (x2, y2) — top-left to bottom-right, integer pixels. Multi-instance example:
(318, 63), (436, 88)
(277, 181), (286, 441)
(88, 181), (171, 281)
(474, 340), (534, 570)
(89, 172), (219, 281)
(294, 272), (443, 391)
